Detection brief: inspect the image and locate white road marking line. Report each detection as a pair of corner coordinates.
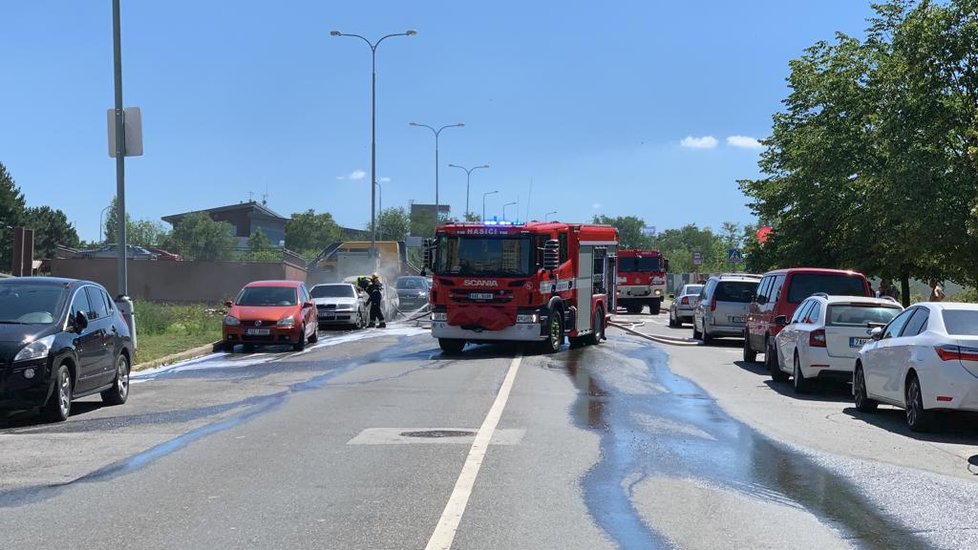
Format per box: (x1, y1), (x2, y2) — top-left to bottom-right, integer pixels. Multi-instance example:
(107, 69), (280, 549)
(425, 354), (523, 550)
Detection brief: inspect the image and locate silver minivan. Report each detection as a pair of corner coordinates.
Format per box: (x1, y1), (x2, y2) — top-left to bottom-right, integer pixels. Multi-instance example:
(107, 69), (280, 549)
(693, 274), (761, 344)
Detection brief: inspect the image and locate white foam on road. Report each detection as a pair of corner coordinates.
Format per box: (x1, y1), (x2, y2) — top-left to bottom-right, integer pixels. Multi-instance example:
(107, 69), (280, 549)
(132, 324), (429, 382)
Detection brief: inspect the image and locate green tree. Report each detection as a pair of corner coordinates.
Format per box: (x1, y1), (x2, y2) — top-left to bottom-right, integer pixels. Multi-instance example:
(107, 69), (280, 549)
(376, 207), (410, 241)
(463, 212), (481, 222)
(0, 162), (27, 270)
(243, 228), (279, 262)
(410, 209), (438, 238)
(165, 212), (236, 262)
(285, 210), (342, 257)
(23, 206), (80, 260)
(127, 219), (169, 248)
(739, 0), (978, 299)
(592, 215), (653, 249)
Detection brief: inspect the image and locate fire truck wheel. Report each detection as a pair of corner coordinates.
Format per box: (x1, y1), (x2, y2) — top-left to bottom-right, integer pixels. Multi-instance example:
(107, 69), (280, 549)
(626, 305), (642, 314)
(540, 309), (564, 354)
(587, 306), (604, 345)
(650, 301), (661, 315)
(438, 339), (466, 354)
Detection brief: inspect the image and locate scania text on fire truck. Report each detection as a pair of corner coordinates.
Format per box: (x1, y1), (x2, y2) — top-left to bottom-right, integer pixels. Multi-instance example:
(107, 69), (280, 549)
(616, 249), (669, 315)
(423, 221), (619, 354)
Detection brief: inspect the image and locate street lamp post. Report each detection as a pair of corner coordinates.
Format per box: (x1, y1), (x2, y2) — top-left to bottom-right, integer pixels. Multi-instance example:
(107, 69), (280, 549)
(545, 210), (557, 221)
(376, 181), (383, 239)
(482, 190), (498, 222)
(502, 201), (517, 221)
(410, 122), (463, 222)
(331, 28), (417, 258)
(448, 163), (489, 218)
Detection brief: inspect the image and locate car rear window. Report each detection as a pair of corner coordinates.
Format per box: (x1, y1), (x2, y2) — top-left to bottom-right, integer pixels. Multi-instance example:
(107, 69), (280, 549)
(311, 285), (355, 298)
(942, 310), (978, 336)
(683, 285), (703, 296)
(237, 286), (298, 306)
(827, 305), (901, 327)
(714, 281), (758, 303)
(787, 274), (868, 303)
(396, 278), (425, 290)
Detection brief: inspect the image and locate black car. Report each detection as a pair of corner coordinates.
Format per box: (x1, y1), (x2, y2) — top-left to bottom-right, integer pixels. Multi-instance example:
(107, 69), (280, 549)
(395, 276), (431, 312)
(0, 277), (134, 422)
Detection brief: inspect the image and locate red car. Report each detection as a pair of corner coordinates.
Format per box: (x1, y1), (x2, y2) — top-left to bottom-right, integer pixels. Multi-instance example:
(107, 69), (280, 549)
(223, 280), (319, 352)
(147, 247), (182, 261)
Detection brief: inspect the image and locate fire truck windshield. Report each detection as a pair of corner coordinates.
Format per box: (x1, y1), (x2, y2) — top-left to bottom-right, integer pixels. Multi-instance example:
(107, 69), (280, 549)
(435, 236), (534, 277)
(620, 256), (661, 272)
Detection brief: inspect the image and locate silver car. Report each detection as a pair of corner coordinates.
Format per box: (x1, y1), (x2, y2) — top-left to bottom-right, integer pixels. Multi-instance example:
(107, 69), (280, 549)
(668, 284), (703, 327)
(310, 283), (368, 329)
(693, 274), (761, 344)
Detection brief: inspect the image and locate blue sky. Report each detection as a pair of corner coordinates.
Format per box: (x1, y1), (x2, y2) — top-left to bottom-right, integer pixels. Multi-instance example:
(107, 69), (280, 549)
(0, 1), (876, 241)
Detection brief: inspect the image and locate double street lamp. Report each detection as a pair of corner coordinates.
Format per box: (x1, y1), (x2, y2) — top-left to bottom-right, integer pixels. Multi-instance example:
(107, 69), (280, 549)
(410, 122), (463, 222)
(331, 28), (417, 257)
(482, 190), (498, 222)
(448, 163), (489, 218)
(545, 210), (557, 221)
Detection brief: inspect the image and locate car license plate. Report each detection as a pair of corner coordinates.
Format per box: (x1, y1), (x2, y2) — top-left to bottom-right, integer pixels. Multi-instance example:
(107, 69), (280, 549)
(729, 316), (744, 323)
(850, 337), (869, 348)
(469, 293), (494, 300)
(246, 328), (270, 336)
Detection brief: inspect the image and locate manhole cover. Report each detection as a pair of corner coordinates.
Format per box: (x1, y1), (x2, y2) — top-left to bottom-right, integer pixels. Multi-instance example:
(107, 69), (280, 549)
(399, 430), (475, 438)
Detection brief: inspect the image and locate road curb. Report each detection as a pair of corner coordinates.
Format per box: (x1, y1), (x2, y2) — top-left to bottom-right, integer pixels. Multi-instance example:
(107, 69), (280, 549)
(133, 341), (225, 372)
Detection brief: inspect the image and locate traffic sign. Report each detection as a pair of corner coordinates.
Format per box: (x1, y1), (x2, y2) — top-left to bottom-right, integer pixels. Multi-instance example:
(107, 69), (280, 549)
(692, 251), (703, 266)
(642, 225), (656, 237)
(727, 248), (744, 263)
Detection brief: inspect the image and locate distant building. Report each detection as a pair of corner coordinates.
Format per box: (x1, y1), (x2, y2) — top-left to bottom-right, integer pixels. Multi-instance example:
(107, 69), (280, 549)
(163, 201), (288, 250)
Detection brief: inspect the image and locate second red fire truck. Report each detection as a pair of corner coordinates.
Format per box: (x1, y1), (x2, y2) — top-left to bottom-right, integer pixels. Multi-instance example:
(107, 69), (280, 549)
(424, 221), (619, 354)
(616, 249), (669, 315)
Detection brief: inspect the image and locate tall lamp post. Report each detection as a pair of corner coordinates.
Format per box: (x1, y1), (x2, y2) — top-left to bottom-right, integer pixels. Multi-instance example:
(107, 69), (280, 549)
(448, 163), (489, 218)
(502, 201), (517, 221)
(482, 190), (498, 222)
(331, 28), (417, 258)
(545, 210), (557, 221)
(376, 181), (383, 239)
(410, 122), (463, 222)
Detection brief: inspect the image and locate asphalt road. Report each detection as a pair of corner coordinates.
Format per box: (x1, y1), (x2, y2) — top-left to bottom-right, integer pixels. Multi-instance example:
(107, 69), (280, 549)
(1, 310), (977, 549)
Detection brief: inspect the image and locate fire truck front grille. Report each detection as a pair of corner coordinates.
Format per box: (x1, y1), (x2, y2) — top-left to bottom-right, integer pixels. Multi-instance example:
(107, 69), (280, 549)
(450, 289), (514, 304)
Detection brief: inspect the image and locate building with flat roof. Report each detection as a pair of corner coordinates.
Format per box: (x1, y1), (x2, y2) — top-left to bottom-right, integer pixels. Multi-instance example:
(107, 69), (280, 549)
(163, 201), (288, 249)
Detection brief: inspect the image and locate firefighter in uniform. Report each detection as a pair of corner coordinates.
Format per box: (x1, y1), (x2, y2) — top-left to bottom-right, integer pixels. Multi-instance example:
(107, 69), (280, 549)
(365, 274), (386, 328)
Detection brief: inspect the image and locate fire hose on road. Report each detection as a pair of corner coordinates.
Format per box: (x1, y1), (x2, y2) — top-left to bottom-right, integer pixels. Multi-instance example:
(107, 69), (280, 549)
(607, 317), (700, 347)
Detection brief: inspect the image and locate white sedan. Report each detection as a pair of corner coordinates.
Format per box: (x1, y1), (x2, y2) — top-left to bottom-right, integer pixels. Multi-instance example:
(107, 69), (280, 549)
(773, 295), (902, 394)
(853, 302), (978, 432)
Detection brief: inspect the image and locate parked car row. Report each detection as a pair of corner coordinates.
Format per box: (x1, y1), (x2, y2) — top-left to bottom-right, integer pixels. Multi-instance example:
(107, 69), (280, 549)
(675, 266), (978, 432)
(73, 244), (182, 261)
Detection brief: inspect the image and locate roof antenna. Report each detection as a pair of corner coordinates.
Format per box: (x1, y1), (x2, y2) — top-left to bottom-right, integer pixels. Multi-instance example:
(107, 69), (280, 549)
(262, 183), (269, 206)
(248, 191), (254, 203)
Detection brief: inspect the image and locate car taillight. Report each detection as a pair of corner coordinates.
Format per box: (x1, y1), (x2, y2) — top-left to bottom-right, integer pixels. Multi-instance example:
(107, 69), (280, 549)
(681, 296), (689, 305)
(809, 329), (826, 348)
(935, 344), (978, 361)
(710, 296), (717, 311)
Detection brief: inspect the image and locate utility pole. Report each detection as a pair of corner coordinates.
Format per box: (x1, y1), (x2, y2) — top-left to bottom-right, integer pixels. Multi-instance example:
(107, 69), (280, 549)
(112, 0), (127, 296)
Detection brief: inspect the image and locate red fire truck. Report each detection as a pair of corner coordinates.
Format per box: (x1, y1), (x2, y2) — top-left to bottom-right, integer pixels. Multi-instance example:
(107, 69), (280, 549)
(616, 249), (669, 315)
(424, 221), (619, 354)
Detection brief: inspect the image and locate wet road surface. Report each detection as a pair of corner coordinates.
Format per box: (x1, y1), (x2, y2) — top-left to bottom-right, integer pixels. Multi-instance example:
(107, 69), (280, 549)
(0, 315), (974, 548)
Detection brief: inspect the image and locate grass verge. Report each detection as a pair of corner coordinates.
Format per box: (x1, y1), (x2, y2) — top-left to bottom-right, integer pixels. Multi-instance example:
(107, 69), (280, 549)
(133, 302), (223, 366)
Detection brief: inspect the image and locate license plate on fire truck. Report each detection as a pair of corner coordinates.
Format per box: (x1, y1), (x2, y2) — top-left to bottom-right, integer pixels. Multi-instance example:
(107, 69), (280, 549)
(469, 293), (494, 300)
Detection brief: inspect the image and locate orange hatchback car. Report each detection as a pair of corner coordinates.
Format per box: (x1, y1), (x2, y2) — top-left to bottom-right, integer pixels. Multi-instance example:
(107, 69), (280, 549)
(223, 280), (319, 352)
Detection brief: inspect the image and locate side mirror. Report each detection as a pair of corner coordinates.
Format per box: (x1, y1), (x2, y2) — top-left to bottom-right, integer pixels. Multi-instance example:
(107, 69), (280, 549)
(774, 315), (788, 325)
(224, 300), (233, 308)
(870, 326), (884, 341)
(73, 310), (89, 332)
(542, 239), (560, 271)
